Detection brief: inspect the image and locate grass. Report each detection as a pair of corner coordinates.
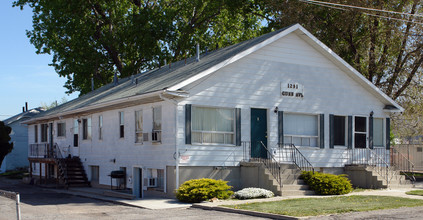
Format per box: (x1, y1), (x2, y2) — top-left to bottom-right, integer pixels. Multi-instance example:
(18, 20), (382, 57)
(223, 195), (423, 217)
(406, 190), (423, 196)
(0, 170), (28, 179)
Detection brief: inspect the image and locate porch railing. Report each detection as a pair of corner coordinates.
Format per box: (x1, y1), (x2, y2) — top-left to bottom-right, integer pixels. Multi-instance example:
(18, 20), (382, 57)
(279, 143), (315, 173)
(391, 147), (416, 183)
(249, 141), (282, 190)
(29, 143), (52, 158)
(347, 148), (392, 187)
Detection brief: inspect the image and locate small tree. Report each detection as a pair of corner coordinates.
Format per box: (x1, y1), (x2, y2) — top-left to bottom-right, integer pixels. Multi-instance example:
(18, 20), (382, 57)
(0, 121), (14, 165)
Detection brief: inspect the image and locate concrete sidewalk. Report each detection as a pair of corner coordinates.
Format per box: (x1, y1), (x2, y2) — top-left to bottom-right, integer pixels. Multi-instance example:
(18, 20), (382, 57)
(50, 183), (423, 211)
(48, 187), (192, 210)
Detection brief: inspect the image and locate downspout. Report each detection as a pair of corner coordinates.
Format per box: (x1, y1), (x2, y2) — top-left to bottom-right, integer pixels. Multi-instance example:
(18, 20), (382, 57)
(159, 93), (181, 191)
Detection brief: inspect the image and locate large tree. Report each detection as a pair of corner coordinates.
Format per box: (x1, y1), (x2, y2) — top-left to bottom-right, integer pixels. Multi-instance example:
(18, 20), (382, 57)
(13, 0), (265, 94)
(261, 0), (423, 101)
(0, 121), (14, 166)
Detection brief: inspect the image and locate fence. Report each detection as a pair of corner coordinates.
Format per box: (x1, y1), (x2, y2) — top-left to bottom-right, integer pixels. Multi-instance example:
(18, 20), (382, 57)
(392, 144), (423, 172)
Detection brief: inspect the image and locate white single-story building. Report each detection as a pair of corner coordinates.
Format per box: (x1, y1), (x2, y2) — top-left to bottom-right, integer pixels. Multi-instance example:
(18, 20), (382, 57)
(24, 24), (403, 197)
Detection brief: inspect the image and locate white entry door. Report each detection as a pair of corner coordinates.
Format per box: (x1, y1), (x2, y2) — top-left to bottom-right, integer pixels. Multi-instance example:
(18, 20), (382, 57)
(72, 119), (79, 157)
(354, 116), (368, 149)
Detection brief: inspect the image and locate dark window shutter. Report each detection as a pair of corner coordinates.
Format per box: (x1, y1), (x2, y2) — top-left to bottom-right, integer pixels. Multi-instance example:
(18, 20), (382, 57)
(235, 108), (241, 146)
(320, 114), (324, 149)
(347, 116), (352, 149)
(329, 114), (334, 149)
(386, 118), (390, 149)
(185, 104), (192, 145)
(369, 115), (374, 149)
(278, 111), (284, 147)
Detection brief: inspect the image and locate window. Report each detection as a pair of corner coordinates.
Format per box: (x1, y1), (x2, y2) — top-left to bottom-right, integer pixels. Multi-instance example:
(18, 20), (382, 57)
(82, 118), (92, 140)
(373, 118), (384, 147)
(41, 124), (48, 142)
(57, 122), (66, 137)
(152, 107), (161, 142)
(98, 115), (103, 140)
(354, 116), (367, 148)
(119, 112), (124, 138)
(334, 116), (346, 146)
(34, 125), (38, 143)
(192, 106), (235, 145)
(135, 110), (143, 143)
(284, 113), (318, 147)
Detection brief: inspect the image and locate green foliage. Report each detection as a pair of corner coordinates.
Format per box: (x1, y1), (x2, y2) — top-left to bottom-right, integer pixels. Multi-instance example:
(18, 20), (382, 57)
(301, 171), (352, 195)
(13, 0), (266, 95)
(0, 121), (14, 166)
(175, 178), (233, 203)
(406, 190), (423, 196)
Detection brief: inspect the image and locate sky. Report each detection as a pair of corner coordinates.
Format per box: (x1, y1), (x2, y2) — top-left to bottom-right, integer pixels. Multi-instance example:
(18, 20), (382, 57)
(0, 1), (79, 121)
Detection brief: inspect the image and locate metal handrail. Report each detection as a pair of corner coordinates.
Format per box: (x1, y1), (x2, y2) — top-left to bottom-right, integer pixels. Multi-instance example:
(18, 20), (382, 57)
(368, 149), (393, 188)
(281, 144), (315, 173)
(391, 147), (416, 183)
(250, 141), (282, 190)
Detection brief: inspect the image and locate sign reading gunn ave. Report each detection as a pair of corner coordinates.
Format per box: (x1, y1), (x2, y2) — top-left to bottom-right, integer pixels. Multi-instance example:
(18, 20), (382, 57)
(281, 82), (304, 98)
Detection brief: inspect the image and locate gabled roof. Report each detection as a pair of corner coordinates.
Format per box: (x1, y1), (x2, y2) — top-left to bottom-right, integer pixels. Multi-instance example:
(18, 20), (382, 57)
(3, 107), (45, 125)
(26, 24), (402, 123)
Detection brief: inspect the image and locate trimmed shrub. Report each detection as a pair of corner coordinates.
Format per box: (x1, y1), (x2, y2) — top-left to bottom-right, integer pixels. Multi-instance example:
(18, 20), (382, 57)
(301, 171), (352, 195)
(175, 178), (233, 203)
(234, 187), (274, 200)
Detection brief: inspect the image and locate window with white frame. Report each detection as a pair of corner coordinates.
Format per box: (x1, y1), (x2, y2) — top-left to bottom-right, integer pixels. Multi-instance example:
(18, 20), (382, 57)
(284, 113), (318, 147)
(41, 124), (48, 142)
(119, 112), (124, 138)
(135, 110), (143, 143)
(82, 118), (92, 140)
(98, 115), (103, 140)
(57, 122), (66, 137)
(152, 107), (161, 142)
(334, 116), (346, 146)
(373, 118), (384, 147)
(192, 106), (235, 145)
(34, 125), (38, 143)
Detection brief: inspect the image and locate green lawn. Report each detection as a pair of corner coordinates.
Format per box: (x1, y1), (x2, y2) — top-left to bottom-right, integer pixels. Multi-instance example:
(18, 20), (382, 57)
(223, 195), (423, 217)
(406, 190), (423, 196)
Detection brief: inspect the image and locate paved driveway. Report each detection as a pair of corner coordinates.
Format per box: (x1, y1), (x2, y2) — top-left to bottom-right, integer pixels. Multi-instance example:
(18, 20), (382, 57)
(0, 177), (267, 220)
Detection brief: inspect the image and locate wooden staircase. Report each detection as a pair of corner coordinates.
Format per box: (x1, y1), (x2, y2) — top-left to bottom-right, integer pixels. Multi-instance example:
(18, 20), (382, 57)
(57, 157), (90, 188)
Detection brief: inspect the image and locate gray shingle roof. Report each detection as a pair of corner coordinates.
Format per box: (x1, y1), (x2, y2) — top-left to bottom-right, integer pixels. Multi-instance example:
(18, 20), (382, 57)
(30, 25), (293, 120)
(3, 107), (45, 125)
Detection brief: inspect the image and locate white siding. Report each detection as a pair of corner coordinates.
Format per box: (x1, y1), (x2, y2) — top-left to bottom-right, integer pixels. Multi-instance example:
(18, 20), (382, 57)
(41, 101), (177, 188)
(176, 32), (389, 168)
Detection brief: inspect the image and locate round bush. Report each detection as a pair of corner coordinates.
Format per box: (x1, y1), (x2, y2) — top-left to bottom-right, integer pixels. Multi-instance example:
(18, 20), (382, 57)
(175, 178), (233, 203)
(301, 171), (352, 195)
(234, 187), (274, 200)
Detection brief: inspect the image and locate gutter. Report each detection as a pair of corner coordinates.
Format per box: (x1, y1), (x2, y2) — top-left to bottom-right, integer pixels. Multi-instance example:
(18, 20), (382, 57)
(23, 90), (188, 124)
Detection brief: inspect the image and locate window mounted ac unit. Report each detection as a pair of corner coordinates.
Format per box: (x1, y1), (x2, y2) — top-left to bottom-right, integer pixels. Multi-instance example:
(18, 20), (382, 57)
(147, 178), (157, 187)
(151, 130), (161, 142)
(142, 133), (149, 142)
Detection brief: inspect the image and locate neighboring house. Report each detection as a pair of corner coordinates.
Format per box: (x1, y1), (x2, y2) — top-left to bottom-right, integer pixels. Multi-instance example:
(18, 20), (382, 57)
(0, 107), (45, 173)
(23, 24), (403, 197)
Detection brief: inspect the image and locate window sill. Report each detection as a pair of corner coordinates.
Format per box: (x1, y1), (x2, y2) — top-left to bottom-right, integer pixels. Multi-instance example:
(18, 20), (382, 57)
(191, 143), (237, 147)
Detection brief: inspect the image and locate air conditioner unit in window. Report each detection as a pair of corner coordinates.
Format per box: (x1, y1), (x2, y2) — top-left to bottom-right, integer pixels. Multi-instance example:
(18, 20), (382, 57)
(147, 178), (157, 187)
(151, 130), (161, 142)
(142, 133), (149, 142)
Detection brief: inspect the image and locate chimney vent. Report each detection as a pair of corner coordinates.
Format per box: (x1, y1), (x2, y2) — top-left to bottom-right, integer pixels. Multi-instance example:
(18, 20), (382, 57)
(113, 72), (118, 86)
(25, 102), (28, 112)
(91, 78), (94, 91)
(22, 107), (25, 113)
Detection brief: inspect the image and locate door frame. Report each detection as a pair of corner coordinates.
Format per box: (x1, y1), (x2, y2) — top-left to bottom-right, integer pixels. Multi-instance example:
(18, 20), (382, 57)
(132, 166), (144, 199)
(250, 108), (269, 159)
(353, 115), (368, 149)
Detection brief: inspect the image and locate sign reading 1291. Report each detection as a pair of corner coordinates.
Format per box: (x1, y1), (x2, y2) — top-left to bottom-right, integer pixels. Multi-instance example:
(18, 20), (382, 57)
(281, 82), (304, 98)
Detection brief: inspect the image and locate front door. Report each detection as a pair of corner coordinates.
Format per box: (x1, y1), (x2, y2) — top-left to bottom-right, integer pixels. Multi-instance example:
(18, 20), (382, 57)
(133, 167), (143, 199)
(354, 116), (367, 148)
(251, 108), (268, 159)
(72, 119), (79, 157)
